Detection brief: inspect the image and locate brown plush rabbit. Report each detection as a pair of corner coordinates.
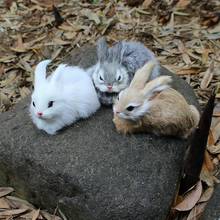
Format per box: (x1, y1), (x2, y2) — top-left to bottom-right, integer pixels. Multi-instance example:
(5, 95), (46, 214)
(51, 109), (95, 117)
(113, 61), (200, 138)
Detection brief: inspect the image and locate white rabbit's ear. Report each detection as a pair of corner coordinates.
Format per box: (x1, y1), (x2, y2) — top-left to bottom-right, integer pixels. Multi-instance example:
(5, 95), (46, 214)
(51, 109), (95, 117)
(129, 61), (156, 89)
(142, 75), (172, 98)
(97, 37), (109, 63)
(34, 60), (51, 86)
(50, 64), (66, 84)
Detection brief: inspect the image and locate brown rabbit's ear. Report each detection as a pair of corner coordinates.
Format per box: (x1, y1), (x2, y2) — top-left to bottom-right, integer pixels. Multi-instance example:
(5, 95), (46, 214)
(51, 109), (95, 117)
(129, 61), (156, 89)
(142, 76), (172, 98)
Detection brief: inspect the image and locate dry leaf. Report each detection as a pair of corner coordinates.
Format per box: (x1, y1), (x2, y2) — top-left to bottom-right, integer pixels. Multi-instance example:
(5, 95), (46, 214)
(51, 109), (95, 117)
(0, 93), (11, 107)
(175, 0), (191, 9)
(19, 87), (31, 98)
(200, 165), (214, 187)
(41, 210), (62, 220)
(208, 130), (215, 146)
(6, 196), (35, 209)
(204, 150), (214, 172)
(211, 120), (220, 144)
(207, 144), (220, 154)
(174, 181), (202, 211)
(176, 68), (201, 75)
(202, 48), (212, 65)
(0, 198), (10, 209)
(186, 202), (207, 220)
(0, 188), (14, 198)
(0, 208), (28, 217)
(32, 209), (40, 220)
(213, 103), (220, 117)
(142, 0), (153, 9)
(198, 187), (214, 203)
(200, 61), (214, 89)
(81, 9), (100, 25)
(177, 41), (192, 65)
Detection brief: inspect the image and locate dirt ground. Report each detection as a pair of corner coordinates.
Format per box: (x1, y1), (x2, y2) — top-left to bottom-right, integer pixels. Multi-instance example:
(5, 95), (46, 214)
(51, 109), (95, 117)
(0, 0), (220, 219)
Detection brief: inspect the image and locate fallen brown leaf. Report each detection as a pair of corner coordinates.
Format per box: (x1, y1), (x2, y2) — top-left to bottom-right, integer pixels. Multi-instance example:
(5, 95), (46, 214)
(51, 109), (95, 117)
(0, 208), (28, 217)
(176, 68), (201, 75)
(0, 198), (10, 209)
(200, 61), (214, 89)
(204, 150), (214, 172)
(0, 188), (14, 198)
(198, 187), (214, 203)
(200, 164), (214, 187)
(6, 196), (35, 209)
(208, 130), (215, 146)
(201, 12), (220, 27)
(213, 103), (220, 117)
(186, 202), (207, 220)
(142, 0), (153, 9)
(40, 210), (62, 220)
(174, 181), (202, 211)
(81, 9), (100, 25)
(207, 144), (220, 154)
(211, 120), (220, 144)
(32, 208), (40, 220)
(175, 0), (191, 9)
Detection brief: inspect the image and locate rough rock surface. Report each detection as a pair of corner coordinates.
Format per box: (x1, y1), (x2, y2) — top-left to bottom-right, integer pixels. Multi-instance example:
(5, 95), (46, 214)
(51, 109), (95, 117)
(201, 179), (220, 220)
(0, 46), (200, 220)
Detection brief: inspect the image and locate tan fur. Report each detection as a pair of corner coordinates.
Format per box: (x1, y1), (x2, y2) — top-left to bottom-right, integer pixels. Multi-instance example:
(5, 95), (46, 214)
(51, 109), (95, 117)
(129, 61), (156, 89)
(113, 62), (200, 138)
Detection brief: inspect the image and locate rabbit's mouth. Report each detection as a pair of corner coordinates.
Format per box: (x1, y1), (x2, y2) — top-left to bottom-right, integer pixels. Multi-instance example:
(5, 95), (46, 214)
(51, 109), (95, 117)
(103, 92), (118, 97)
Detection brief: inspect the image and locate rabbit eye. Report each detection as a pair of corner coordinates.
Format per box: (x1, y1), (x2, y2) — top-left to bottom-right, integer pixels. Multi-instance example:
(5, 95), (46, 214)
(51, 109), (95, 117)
(32, 101), (35, 107)
(48, 101), (54, 108)
(126, 106), (135, 111)
(99, 76), (104, 81)
(117, 75), (121, 81)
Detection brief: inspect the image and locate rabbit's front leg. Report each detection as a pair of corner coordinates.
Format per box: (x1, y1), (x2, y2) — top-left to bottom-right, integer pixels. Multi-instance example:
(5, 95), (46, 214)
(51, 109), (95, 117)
(113, 116), (139, 135)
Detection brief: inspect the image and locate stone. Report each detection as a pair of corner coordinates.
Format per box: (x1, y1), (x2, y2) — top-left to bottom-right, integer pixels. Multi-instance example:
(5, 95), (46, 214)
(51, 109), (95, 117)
(201, 178), (220, 219)
(0, 45), (200, 220)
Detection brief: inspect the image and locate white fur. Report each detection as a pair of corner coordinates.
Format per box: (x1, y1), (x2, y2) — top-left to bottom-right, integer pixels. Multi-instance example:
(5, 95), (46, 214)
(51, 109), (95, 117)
(30, 60), (100, 135)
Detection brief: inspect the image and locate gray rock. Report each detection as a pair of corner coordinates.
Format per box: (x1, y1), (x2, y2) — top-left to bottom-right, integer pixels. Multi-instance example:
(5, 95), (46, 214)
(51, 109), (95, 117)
(201, 179), (220, 220)
(0, 45), (200, 220)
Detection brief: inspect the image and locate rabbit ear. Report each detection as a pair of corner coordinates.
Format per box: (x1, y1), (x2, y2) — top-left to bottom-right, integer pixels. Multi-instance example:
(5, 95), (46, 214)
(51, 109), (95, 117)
(50, 64), (66, 84)
(97, 37), (109, 63)
(34, 60), (51, 86)
(129, 61), (156, 89)
(142, 75), (172, 98)
(112, 41), (124, 64)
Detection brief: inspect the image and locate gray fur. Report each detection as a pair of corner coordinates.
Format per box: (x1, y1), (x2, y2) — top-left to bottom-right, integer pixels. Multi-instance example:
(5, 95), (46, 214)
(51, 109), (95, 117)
(97, 37), (109, 63)
(92, 37), (160, 106)
(111, 41), (160, 79)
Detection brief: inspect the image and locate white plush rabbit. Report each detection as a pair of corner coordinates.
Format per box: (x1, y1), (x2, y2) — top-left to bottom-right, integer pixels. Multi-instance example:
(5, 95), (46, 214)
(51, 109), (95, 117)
(30, 60), (100, 135)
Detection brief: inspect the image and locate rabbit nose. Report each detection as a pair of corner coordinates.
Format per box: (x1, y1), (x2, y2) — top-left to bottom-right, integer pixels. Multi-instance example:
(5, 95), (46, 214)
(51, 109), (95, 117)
(37, 112), (43, 116)
(113, 108), (120, 114)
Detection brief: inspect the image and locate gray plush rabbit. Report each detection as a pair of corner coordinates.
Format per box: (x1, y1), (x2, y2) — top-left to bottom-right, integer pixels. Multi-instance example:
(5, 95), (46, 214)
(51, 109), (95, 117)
(91, 37), (160, 106)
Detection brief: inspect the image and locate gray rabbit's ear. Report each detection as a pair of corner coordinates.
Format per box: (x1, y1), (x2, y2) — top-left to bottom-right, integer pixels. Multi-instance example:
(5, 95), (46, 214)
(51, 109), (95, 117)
(97, 37), (109, 63)
(112, 41), (125, 64)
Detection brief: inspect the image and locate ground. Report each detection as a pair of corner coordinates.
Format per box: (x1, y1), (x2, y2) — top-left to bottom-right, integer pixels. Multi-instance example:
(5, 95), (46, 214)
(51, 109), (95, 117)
(0, 0), (220, 219)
